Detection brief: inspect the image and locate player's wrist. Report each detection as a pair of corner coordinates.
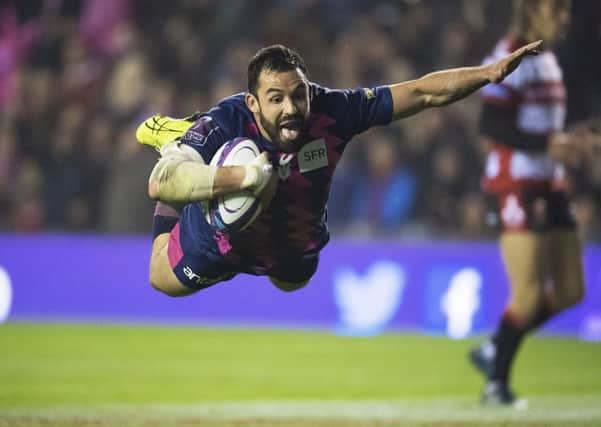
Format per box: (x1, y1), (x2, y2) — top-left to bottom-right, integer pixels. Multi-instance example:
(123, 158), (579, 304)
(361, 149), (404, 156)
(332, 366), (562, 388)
(485, 63), (504, 84)
(241, 165), (259, 190)
(549, 132), (569, 149)
(244, 164), (273, 196)
(241, 153), (274, 195)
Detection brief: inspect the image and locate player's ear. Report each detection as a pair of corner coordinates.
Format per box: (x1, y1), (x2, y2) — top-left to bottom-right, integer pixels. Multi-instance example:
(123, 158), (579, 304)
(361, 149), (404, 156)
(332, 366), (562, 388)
(245, 93), (260, 114)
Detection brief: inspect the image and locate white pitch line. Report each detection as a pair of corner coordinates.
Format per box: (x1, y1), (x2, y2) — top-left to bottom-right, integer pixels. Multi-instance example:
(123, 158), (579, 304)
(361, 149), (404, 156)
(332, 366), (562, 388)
(2, 396), (601, 424)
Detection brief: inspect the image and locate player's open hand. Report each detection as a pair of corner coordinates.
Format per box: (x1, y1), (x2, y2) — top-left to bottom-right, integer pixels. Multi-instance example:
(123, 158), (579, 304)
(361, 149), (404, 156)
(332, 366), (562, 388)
(562, 119), (601, 166)
(488, 40), (543, 84)
(243, 152), (274, 196)
(547, 132), (580, 166)
(548, 127), (601, 168)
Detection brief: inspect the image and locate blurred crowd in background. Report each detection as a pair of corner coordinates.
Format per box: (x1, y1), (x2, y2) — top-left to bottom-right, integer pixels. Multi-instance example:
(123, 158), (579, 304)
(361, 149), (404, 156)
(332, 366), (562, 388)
(1, 0), (600, 240)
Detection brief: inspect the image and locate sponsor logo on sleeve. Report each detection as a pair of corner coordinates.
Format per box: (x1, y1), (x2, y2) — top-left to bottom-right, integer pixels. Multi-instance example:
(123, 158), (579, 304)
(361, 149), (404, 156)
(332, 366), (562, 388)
(185, 117), (220, 146)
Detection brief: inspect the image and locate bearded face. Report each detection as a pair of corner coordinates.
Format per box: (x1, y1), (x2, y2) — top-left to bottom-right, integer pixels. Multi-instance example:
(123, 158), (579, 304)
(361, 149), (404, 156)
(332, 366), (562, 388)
(246, 68), (310, 153)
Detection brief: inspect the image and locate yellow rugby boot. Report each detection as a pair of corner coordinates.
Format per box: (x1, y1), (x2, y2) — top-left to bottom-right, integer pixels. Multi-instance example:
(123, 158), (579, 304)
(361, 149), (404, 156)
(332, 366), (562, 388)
(135, 113), (199, 151)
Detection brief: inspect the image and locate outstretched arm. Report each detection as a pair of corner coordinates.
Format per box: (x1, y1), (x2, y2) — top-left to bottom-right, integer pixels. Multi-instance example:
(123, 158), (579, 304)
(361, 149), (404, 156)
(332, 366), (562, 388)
(389, 40), (542, 120)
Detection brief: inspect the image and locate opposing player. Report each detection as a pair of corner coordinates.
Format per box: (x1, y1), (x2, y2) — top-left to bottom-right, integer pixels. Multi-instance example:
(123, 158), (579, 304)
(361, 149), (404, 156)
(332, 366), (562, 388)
(469, 0), (589, 408)
(137, 42), (541, 297)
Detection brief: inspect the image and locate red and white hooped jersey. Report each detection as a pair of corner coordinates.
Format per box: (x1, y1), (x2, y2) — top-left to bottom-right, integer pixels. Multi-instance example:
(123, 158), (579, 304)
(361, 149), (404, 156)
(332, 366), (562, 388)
(480, 38), (567, 192)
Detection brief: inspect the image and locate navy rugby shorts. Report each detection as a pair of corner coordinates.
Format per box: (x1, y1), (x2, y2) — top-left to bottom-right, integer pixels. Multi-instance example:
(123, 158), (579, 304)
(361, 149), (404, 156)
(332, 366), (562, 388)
(167, 223), (319, 289)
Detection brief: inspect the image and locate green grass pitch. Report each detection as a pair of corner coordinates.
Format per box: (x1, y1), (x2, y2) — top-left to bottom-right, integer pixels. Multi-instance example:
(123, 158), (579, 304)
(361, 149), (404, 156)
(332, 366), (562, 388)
(1, 323), (600, 426)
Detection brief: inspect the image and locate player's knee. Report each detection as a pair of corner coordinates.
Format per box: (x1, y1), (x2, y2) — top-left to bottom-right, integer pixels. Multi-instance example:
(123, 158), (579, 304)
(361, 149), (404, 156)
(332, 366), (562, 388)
(148, 272), (166, 295)
(554, 281), (585, 311)
(561, 291), (584, 311)
(149, 277), (169, 295)
(269, 277), (310, 292)
(149, 275), (193, 297)
(149, 256), (192, 297)
(508, 287), (543, 321)
(149, 271), (175, 297)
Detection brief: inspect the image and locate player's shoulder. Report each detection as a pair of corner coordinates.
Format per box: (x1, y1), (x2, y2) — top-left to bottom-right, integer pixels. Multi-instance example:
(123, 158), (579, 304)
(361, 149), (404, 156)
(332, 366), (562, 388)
(204, 93), (253, 138)
(309, 83), (357, 126)
(309, 82), (357, 113)
(181, 94), (251, 150)
(192, 93), (253, 140)
(309, 82), (329, 107)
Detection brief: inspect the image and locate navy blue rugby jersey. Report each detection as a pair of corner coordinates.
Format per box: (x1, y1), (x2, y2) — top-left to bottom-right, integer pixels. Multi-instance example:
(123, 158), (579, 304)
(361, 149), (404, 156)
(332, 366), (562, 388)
(175, 83), (393, 275)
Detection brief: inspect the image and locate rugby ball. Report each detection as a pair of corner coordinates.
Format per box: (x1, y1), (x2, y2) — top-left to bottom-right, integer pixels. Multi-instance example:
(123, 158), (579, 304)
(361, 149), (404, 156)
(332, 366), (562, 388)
(203, 137), (263, 232)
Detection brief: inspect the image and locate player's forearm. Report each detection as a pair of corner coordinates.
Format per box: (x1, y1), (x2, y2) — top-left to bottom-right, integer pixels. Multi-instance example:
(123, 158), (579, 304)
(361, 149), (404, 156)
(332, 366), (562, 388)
(390, 65), (491, 120)
(418, 65), (492, 106)
(148, 158), (271, 203)
(148, 158), (253, 203)
(390, 40), (541, 121)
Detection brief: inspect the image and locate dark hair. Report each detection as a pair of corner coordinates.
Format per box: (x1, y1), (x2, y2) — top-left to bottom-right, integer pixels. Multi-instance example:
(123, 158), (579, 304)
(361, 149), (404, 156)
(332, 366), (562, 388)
(247, 44), (308, 95)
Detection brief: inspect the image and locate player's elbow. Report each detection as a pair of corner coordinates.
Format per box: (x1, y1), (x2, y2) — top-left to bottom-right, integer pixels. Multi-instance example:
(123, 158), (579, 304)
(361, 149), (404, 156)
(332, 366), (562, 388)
(147, 156), (188, 202)
(149, 280), (173, 297)
(148, 175), (184, 204)
(148, 264), (170, 296)
(421, 93), (437, 108)
(423, 92), (454, 108)
(148, 178), (160, 200)
(149, 276), (165, 294)
(414, 82), (450, 108)
(148, 157), (172, 200)
(557, 284), (585, 311)
(413, 89), (442, 111)
(148, 158), (215, 203)
(412, 78), (439, 108)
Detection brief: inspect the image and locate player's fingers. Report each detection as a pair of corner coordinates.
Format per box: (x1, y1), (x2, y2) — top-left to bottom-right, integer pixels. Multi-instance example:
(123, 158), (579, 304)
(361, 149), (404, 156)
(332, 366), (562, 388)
(518, 40), (543, 57)
(253, 152), (271, 165)
(243, 151), (273, 196)
(492, 40), (543, 83)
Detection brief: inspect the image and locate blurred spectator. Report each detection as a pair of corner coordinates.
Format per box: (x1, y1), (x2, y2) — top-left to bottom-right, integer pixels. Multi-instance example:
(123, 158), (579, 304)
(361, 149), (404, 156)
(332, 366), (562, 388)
(100, 125), (156, 233)
(457, 192), (493, 240)
(573, 194), (601, 242)
(42, 105), (86, 229)
(0, 122), (18, 228)
(104, 51), (150, 123)
(416, 111), (481, 236)
(345, 129), (417, 236)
